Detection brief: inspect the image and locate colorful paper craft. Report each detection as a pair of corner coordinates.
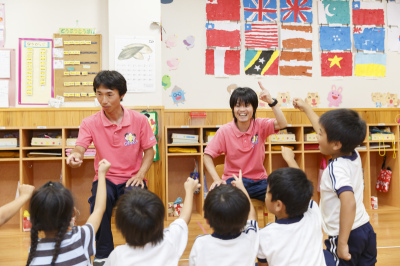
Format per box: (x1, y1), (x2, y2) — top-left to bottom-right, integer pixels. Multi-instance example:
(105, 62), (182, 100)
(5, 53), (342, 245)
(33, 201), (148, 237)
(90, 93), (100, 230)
(352, 1), (384, 26)
(279, 51), (312, 77)
(321, 52), (352, 77)
(387, 3), (400, 27)
(245, 24), (278, 49)
(305, 92), (320, 108)
(387, 27), (400, 52)
(169, 86), (186, 106)
(327, 85), (343, 107)
(162, 75), (171, 90)
(353, 27), (385, 52)
(280, 0), (312, 23)
(206, 49), (240, 77)
(183, 36), (195, 49)
(244, 50), (279, 75)
(206, 22), (241, 48)
(354, 53), (386, 77)
(165, 35), (178, 48)
(371, 92), (386, 108)
(167, 58), (179, 70)
(243, 0), (277, 22)
(319, 26), (351, 51)
(280, 25), (312, 50)
(385, 93), (399, 107)
(206, 0), (241, 21)
(318, 1), (350, 25)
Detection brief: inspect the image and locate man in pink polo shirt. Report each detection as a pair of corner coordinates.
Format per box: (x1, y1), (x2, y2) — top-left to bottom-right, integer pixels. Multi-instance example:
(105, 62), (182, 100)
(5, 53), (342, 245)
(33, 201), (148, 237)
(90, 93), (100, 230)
(66, 71), (157, 266)
(204, 82), (287, 201)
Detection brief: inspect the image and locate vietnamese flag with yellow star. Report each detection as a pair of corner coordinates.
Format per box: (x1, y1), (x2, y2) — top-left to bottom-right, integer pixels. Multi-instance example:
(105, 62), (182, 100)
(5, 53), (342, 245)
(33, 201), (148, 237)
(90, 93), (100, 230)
(321, 52), (352, 77)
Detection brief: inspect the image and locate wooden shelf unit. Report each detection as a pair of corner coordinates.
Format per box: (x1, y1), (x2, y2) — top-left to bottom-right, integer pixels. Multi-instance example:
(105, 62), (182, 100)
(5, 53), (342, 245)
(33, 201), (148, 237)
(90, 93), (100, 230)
(165, 124), (400, 220)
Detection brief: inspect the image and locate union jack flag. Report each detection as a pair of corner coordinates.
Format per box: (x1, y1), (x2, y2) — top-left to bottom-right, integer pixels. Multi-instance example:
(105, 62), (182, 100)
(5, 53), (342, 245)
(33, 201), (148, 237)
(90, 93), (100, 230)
(280, 0), (312, 23)
(243, 0), (277, 22)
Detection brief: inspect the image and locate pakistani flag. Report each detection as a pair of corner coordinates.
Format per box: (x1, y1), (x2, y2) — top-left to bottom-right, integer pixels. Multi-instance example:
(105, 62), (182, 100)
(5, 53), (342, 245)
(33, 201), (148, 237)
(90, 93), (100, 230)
(318, 0), (350, 24)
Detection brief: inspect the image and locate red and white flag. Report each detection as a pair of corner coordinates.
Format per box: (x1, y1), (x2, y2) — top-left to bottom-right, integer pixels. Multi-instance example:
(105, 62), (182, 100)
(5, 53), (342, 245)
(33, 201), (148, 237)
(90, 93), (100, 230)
(206, 49), (240, 77)
(245, 23), (278, 49)
(280, 25), (312, 50)
(352, 1), (384, 26)
(206, 0), (241, 21)
(279, 51), (313, 77)
(206, 22), (241, 48)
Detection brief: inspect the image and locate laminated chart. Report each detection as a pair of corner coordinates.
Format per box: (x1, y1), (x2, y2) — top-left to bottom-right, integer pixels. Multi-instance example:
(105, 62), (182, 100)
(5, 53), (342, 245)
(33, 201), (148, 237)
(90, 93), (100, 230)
(321, 52), (352, 77)
(243, 0), (277, 22)
(279, 51), (312, 77)
(353, 27), (385, 52)
(318, 0), (350, 25)
(354, 53), (386, 77)
(244, 50), (279, 75)
(280, 25), (312, 50)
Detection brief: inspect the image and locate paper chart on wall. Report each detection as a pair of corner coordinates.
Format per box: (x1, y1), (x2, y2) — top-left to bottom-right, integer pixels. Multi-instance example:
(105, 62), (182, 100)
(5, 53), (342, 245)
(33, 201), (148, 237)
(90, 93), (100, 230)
(0, 50), (10, 78)
(0, 80), (9, 107)
(0, 4), (5, 47)
(115, 36), (155, 93)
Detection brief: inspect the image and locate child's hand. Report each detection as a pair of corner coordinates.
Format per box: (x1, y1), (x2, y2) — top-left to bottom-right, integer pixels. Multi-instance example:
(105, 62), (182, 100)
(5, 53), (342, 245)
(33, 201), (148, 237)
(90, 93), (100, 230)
(281, 147), (295, 163)
(98, 159), (111, 176)
(184, 177), (201, 194)
(293, 98), (309, 111)
(231, 170), (245, 192)
(337, 243), (351, 261)
(258, 82), (274, 104)
(19, 184), (35, 199)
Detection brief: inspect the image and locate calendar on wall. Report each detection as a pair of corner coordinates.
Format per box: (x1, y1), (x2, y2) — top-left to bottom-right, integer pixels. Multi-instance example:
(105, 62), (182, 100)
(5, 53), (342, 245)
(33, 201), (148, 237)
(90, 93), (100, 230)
(115, 36), (155, 93)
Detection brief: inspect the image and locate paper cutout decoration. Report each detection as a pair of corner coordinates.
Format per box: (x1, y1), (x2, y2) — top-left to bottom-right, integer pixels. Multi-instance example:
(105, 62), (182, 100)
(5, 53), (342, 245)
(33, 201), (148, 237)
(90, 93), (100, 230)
(321, 52), (352, 77)
(280, 25), (312, 50)
(206, 0), (241, 21)
(169, 86), (186, 106)
(245, 24), (278, 49)
(244, 50), (279, 75)
(183, 36), (195, 49)
(167, 58), (179, 70)
(206, 49), (240, 77)
(327, 85), (343, 107)
(206, 22), (241, 48)
(385, 93), (399, 107)
(354, 53), (386, 77)
(305, 93), (320, 108)
(165, 35), (178, 48)
(277, 92), (291, 107)
(352, 1), (384, 26)
(162, 75), (171, 90)
(371, 92), (386, 108)
(319, 26), (351, 51)
(318, 1), (350, 25)
(279, 51), (312, 77)
(227, 84), (237, 94)
(387, 3), (400, 26)
(280, 0), (312, 23)
(243, 0), (277, 22)
(387, 27), (400, 52)
(353, 27), (385, 52)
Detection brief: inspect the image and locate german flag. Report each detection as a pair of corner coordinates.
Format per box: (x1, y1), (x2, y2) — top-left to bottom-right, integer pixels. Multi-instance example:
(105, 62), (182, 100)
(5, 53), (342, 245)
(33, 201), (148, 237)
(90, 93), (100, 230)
(244, 50), (279, 75)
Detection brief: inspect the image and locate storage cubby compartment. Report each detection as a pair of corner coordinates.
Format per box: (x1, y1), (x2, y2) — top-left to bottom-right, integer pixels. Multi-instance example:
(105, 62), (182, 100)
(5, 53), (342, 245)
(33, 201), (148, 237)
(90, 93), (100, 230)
(304, 126), (318, 142)
(21, 129), (62, 147)
(304, 153), (325, 203)
(270, 126), (301, 143)
(0, 161), (20, 226)
(64, 128), (80, 147)
(202, 127), (219, 144)
(0, 129), (19, 147)
(368, 125), (398, 149)
(167, 128), (200, 144)
(271, 153), (303, 172)
(271, 143), (302, 152)
(22, 149), (62, 158)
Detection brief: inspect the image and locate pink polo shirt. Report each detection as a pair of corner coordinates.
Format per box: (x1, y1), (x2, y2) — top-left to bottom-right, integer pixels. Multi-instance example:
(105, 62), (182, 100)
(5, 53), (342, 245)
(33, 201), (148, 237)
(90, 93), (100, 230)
(204, 118), (277, 181)
(76, 105), (157, 185)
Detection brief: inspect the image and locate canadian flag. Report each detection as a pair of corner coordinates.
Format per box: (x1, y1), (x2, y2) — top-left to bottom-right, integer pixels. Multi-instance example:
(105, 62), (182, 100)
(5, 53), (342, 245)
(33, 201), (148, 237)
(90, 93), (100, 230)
(352, 1), (384, 26)
(206, 0), (240, 21)
(206, 49), (240, 77)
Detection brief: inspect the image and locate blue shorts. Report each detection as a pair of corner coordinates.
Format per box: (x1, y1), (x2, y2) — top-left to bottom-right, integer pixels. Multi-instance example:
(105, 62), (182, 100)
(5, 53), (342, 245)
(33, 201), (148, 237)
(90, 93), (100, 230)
(225, 177), (268, 202)
(324, 222), (377, 266)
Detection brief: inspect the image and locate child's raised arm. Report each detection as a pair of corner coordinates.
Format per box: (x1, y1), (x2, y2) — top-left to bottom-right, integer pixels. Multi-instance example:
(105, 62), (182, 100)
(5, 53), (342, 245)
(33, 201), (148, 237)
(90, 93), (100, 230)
(258, 82), (287, 130)
(0, 184), (35, 226)
(231, 170), (257, 221)
(293, 98), (320, 133)
(86, 159), (110, 233)
(180, 178), (201, 224)
(281, 147), (300, 169)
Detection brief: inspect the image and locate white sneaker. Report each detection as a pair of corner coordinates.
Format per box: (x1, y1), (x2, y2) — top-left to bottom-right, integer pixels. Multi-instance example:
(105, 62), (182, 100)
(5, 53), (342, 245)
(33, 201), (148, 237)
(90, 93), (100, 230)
(93, 258), (107, 266)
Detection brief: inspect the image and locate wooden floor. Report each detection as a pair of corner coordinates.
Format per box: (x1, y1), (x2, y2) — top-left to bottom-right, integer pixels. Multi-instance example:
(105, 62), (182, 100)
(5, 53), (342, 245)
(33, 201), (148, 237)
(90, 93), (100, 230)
(1, 211), (399, 265)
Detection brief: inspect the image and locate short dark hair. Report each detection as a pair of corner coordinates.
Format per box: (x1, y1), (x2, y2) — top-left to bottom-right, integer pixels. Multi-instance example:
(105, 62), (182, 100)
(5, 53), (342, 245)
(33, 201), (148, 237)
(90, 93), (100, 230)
(229, 87), (258, 122)
(115, 189), (165, 247)
(267, 168), (313, 218)
(93, 70), (127, 100)
(319, 109), (366, 153)
(204, 185), (250, 235)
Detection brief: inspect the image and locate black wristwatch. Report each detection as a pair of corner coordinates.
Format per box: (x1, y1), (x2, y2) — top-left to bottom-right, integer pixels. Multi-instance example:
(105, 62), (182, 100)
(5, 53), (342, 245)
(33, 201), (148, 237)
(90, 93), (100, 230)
(268, 98), (278, 107)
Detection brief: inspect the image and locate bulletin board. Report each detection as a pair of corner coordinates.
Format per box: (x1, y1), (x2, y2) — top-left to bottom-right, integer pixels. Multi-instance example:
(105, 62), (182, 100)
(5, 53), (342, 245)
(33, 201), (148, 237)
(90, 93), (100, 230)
(19, 38), (54, 105)
(53, 34), (101, 101)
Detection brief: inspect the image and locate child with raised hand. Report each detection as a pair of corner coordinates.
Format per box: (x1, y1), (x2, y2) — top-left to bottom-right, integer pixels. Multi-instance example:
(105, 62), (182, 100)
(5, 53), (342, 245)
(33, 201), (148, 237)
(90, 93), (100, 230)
(0, 184), (35, 226)
(189, 170), (259, 266)
(26, 159), (110, 266)
(104, 177), (200, 266)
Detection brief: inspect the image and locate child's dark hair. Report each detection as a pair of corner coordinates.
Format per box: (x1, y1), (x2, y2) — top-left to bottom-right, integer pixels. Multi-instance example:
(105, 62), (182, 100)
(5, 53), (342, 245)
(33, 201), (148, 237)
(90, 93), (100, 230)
(319, 109), (366, 153)
(267, 168), (313, 218)
(229, 87), (258, 122)
(26, 181), (74, 266)
(115, 189), (165, 247)
(204, 185), (250, 235)
(93, 70), (127, 100)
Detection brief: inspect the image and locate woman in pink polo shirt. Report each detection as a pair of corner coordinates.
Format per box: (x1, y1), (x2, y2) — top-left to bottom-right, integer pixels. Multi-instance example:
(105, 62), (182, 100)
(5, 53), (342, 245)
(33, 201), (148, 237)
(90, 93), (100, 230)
(204, 82), (287, 201)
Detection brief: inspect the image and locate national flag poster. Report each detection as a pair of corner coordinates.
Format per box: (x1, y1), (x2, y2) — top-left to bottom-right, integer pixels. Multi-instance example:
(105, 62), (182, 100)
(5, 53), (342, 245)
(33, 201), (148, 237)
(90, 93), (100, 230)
(244, 50), (279, 75)
(280, 25), (312, 50)
(205, 49), (240, 77)
(245, 23), (278, 49)
(279, 51), (312, 77)
(206, 0), (241, 21)
(280, 0), (312, 23)
(318, 1), (350, 24)
(319, 26), (351, 51)
(354, 53), (386, 77)
(352, 1), (384, 26)
(387, 3), (400, 27)
(206, 22), (241, 48)
(387, 27), (400, 52)
(243, 0), (277, 22)
(353, 27), (385, 52)
(321, 52), (352, 77)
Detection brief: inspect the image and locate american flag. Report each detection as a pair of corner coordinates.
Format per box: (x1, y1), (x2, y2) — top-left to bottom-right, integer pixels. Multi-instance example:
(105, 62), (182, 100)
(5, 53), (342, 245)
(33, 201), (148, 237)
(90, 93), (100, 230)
(281, 0), (312, 23)
(245, 23), (278, 48)
(243, 0), (277, 22)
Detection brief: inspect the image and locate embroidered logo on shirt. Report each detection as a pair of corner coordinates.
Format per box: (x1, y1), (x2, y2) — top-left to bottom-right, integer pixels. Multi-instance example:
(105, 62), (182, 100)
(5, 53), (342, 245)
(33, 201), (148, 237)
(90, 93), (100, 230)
(251, 134), (259, 147)
(124, 133), (137, 146)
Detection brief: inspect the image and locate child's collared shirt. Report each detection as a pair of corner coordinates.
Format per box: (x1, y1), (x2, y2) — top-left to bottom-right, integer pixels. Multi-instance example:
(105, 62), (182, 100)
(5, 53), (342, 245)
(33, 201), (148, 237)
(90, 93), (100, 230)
(189, 220), (259, 266)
